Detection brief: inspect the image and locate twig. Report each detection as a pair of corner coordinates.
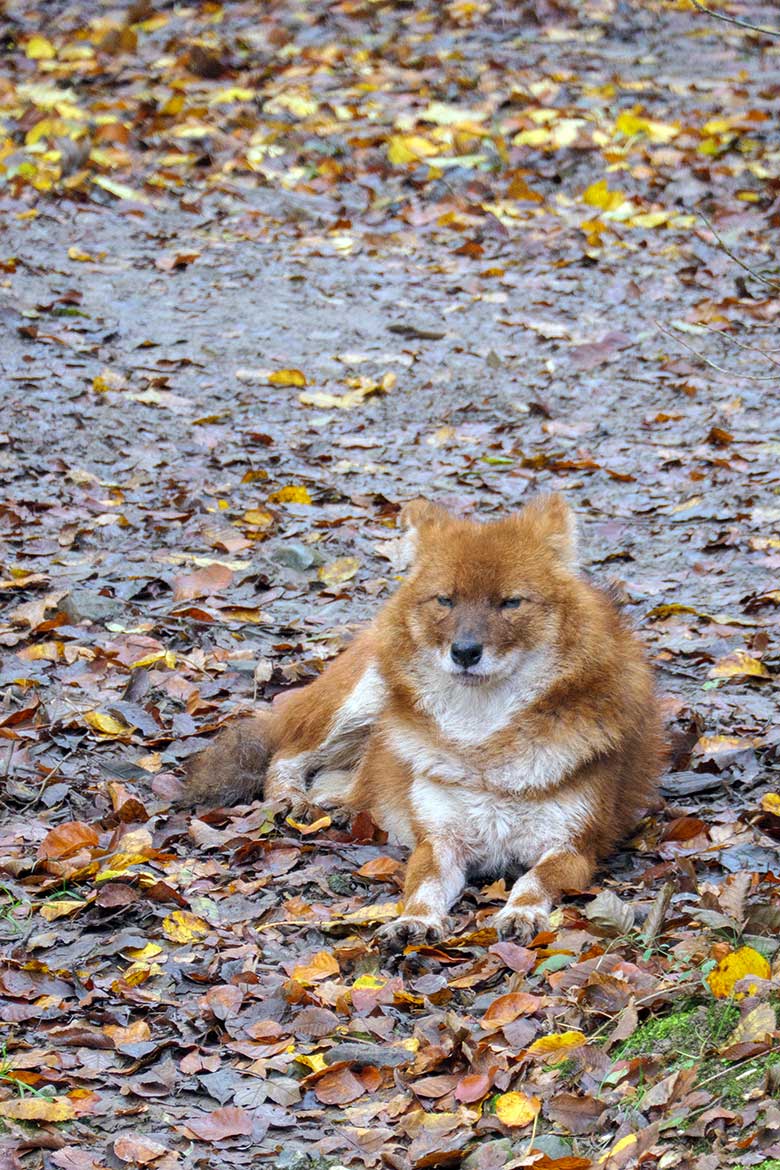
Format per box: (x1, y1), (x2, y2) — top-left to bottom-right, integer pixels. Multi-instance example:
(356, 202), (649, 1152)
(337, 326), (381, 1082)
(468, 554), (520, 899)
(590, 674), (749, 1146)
(704, 324), (780, 369)
(690, 0), (780, 37)
(654, 321), (780, 381)
(641, 881), (675, 944)
(696, 209), (780, 293)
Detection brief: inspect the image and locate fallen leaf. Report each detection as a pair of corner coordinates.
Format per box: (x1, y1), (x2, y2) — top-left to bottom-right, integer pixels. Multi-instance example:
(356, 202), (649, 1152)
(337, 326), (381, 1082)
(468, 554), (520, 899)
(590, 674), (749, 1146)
(182, 1106), (254, 1141)
(292, 950), (340, 983)
(318, 557), (360, 586)
(314, 1067), (366, 1104)
(494, 1090), (541, 1128)
(0, 1097), (75, 1121)
(38, 821), (100, 861)
(163, 910), (209, 943)
(707, 946), (771, 999)
(268, 368), (307, 387)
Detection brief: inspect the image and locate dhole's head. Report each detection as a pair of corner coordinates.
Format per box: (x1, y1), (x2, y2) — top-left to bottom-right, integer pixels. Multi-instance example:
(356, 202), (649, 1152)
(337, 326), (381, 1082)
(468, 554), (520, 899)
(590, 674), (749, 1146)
(397, 494), (579, 686)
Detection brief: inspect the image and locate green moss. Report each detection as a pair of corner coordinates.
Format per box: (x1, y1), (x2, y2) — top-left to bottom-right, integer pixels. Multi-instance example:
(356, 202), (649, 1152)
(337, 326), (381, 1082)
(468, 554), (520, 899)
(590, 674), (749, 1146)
(615, 1001), (740, 1064)
(708, 1047), (780, 1105)
(735, 1161), (780, 1170)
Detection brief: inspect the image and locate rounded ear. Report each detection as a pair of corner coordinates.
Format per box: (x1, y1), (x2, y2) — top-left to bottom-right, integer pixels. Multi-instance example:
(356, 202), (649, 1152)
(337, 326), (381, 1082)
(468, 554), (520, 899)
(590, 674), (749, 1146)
(517, 493), (578, 569)
(397, 499), (451, 568)
(400, 498), (450, 533)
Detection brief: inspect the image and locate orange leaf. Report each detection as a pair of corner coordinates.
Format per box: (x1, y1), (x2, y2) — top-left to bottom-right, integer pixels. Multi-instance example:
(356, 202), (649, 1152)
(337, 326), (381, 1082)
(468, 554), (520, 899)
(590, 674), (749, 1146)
(314, 1067), (366, 1104)
(292, 950), (339, 983)
(38, 821), (99, 861)
(481, 991), (541, 1028)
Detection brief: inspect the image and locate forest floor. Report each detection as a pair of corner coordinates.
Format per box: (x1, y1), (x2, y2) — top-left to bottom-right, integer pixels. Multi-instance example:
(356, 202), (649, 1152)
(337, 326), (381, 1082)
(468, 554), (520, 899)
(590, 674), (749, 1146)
(2, 1), (780, 1168)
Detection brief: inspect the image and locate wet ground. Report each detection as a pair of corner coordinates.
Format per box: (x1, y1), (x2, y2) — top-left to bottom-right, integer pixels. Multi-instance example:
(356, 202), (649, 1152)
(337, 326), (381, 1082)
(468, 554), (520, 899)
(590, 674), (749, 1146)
(1, 1), (780, 1166)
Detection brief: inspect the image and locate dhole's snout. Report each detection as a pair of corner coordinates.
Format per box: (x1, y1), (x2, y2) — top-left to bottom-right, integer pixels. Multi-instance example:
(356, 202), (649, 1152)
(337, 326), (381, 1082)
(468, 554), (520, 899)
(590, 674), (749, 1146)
(450, 639), (483, 668)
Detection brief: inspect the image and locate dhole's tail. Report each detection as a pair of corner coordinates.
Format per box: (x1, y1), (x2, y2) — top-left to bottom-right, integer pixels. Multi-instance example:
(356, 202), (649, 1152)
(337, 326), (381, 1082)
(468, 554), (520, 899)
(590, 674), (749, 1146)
(183, 709), (277, 807)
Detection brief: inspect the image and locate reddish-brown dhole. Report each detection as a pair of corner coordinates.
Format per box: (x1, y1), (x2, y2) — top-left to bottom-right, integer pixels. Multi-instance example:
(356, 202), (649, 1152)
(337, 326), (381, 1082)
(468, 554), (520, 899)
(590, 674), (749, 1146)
(185, 494), (665, 948)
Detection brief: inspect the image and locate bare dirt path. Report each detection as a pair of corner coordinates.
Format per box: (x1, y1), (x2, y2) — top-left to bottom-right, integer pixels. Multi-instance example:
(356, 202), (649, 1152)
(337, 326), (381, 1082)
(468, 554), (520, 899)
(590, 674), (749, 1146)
(1, 2), (780, 1167)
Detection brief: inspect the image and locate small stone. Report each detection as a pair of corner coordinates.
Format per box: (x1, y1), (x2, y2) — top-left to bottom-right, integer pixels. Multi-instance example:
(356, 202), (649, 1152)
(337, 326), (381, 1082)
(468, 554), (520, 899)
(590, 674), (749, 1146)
(268, 541), (324, 572)
(59, 589), (124, 624)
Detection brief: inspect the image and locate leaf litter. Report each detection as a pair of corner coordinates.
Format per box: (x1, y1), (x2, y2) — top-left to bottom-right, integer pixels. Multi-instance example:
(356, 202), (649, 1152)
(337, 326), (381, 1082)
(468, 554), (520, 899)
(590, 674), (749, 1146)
(1, 0), (780, 1167)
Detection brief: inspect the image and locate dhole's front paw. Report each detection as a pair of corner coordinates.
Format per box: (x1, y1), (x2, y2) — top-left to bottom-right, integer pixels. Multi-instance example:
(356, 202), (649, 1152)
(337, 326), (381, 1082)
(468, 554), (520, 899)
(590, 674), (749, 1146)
(275, 795), (322, 823)
(493, 902), (549, 944)
(376, 916), (445, 951)
(322, 804), (353, 829)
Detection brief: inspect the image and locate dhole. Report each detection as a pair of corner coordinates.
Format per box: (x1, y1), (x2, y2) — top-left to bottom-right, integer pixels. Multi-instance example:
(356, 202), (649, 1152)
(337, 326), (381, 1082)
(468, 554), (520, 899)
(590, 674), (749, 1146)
(185, 494), (664, 948)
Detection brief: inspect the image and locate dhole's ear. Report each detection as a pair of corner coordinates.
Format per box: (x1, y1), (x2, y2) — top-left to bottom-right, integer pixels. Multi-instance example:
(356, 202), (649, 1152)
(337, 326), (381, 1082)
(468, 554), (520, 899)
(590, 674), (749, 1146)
(396, 499), (450, 568)
(518, 493), (578, 569)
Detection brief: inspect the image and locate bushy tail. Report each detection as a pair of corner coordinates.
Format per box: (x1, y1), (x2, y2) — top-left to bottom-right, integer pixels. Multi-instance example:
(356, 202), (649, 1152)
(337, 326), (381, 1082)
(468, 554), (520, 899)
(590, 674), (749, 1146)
(183, 709), (277, 807)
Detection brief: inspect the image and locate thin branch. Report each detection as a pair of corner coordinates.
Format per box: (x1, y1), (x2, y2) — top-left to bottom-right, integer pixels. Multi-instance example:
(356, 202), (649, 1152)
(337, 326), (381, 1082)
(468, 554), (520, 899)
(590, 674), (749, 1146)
(696, 209), (780, 293)
(690, 0), (780, 37)
(655, 321), (780, 381)
(704, 324), (780, 369)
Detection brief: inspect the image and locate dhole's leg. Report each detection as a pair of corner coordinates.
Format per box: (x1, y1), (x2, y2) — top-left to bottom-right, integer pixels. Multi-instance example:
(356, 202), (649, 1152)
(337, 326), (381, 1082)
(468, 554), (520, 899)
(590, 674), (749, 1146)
(493, 848), (594, 943)
(377, 838), (466, 950)
(263, 637), (385, 820)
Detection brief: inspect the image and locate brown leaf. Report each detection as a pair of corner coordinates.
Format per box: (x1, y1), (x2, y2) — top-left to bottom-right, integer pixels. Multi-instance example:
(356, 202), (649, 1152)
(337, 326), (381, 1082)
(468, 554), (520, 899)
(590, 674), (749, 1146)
(172, 563), (233, 601)
(182, 1106), (254, 1141)
(114, 1135), (169, 1164)
(455, 1073), (491, 1103)
(313, 1067), (366, 1105)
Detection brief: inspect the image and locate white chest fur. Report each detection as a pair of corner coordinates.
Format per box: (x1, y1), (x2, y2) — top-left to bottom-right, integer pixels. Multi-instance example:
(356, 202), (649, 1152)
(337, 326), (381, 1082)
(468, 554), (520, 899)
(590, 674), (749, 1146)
(408, 770), (590, 870)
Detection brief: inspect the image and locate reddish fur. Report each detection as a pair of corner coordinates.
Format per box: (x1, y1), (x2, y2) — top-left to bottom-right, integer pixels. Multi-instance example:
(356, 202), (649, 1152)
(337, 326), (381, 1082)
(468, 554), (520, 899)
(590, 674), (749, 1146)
(184, 494), (665, 946)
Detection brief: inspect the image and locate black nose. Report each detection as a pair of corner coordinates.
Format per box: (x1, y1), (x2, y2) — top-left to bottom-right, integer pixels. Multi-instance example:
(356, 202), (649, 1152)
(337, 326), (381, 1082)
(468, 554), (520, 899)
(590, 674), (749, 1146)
(451, 640), (483, 668)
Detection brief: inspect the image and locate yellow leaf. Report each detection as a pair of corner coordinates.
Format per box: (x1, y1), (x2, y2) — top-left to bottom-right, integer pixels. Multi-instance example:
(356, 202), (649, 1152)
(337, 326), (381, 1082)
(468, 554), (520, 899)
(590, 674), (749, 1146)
(125, 942), (163, 962)
(761, 793), (780, 816)
(323, 901), (402, 929)
(599, 1134), (638, 1163)
(95, 852), (152, 881)
(352, 974), (386, 990)
(615, 111), (679, 142)
(709, 650), (771, 679)
(630, 211), (671, 229)
(387, 134), (440, 165)
(162, 910), (209, 943)
(26, 35), (56, 60)
(292, 950), (340, 983)
(0, 1096), (74, 1122)
(707, 946), (771, 999)
(243, 509), (274, 527)
(295, 1052), (328, 1072)
(582, 179), (627, 212)
(721, 1003), (776, 1049)
(268, 368), (307, 387)
(92, 367), (126, 393)
(84, 710), (133, 737)
(208, 86), (255, 105)
(528, 1030), (587, 1056)
(318, 557), (360, 586)
(286, 813), (332, 835)
(268, 485), (312, 505)
(92, 175), (151, 204)
(40, 899), (86, 921)
(494, 1091), (540, 1128)
(68, 246), (94, 262)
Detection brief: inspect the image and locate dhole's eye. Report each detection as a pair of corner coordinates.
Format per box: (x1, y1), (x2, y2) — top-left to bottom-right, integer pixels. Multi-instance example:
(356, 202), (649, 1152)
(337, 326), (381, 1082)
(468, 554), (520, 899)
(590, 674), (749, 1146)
(436, 596), (454, 608)
(500, 597), (523, 609)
